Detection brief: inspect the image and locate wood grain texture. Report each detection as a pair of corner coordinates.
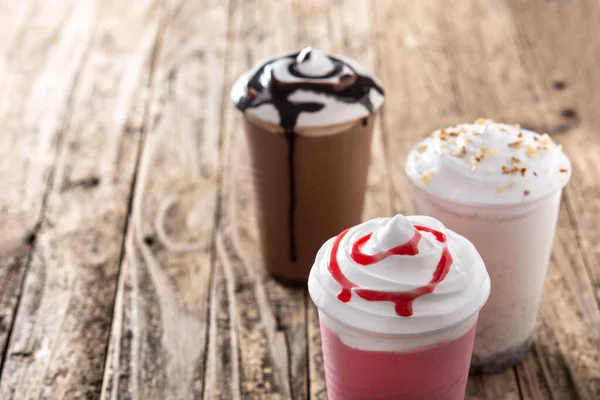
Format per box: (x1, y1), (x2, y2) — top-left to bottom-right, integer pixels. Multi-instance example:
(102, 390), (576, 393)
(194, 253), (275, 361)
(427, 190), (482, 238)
(0, 0), (162, 398)
(466, 369), (521, 400)
(504, 2), (600, 398)
(297, 0), (395, 397)
(374, 1), (600, 399)
(0, 0), (96, 371)
(371, 0), (464, 214)
(433, 1), (551, 396)
(205, 0), (308, 398)
(0, 0), (599, 399)
(519, 201), (600, 400)
(101, 0), (229, 398)
(371, 1), (525, 396)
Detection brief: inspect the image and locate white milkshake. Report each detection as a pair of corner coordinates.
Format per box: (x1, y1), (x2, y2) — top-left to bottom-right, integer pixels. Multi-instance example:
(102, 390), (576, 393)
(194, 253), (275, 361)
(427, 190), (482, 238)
(405, 120), (571, 373)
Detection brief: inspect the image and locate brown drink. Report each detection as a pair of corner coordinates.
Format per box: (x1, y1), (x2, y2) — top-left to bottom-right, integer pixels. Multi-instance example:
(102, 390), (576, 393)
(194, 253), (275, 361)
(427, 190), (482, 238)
(232, 47), (384, 283)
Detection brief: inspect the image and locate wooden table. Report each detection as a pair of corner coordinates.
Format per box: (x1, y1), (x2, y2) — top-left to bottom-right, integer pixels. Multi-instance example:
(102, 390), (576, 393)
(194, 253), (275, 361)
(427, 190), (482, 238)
(1, 0), (599, 398)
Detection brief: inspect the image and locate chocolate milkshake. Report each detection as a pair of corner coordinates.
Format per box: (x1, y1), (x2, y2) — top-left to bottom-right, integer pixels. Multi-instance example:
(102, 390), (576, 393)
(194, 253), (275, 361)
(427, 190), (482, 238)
(232, 47), (384, 283)
(405, 120), (572, 373)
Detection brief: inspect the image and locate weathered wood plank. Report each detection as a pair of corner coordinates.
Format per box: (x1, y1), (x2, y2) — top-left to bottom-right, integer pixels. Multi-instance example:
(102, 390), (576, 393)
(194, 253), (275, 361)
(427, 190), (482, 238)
(436, 1), (600, 398)
(0, 0), (163, 398)
(1, 1), (598, 400)
(516, 350), (553, 400)
(204, 0), (310, 398)
(466, 369), (521, 400)
(521, 201), (600, 400)
(296, 2), (337, 397)
(504, 1), (600, 398)
(100, 0), (230, 399)
(436, 0), (548, 125)
(434, 1), (547, 396)
(293, 2), (332, 398)
(372, 0), (527, 398)
(297, 0), (395, 397)
(371, 0), (465, 214)
(0, 0), (96, 379)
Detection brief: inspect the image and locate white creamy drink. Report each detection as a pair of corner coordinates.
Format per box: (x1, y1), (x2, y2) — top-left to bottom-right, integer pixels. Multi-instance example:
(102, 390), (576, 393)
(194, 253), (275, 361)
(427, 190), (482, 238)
(405, 119), (571, 373)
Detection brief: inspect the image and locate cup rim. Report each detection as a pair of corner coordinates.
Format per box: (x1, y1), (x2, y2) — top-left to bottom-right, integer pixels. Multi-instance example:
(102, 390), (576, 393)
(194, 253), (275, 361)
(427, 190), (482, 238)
(241, 111), (376, 138)
(412, 183), (564, 210)
(317, 307), (480, 339)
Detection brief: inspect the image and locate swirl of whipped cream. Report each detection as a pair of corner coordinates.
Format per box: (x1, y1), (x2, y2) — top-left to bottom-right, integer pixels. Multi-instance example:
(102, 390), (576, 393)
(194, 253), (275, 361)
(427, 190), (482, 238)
(308, 215), (490, 336)
(231, 47), (384, 132)
(405, 120), (572, 206)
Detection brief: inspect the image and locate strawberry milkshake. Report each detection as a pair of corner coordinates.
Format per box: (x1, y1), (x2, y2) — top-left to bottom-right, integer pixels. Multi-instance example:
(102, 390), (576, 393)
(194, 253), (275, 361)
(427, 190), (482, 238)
(405, 120), (571, 373)
(308, 215), (491, 400)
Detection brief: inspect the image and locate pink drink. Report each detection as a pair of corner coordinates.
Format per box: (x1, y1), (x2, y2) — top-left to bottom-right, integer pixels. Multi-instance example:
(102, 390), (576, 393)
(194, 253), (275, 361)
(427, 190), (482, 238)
(319, 312), (478, 400)
(308, 215), (490, 400)
(405, 121), (571, 372)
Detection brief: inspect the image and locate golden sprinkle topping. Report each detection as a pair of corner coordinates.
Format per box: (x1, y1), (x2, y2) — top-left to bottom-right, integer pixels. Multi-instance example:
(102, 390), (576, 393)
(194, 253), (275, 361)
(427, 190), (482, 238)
(540, 133), (553, 145)
(518, 132), (524, 138)
(560, 168), (569, 173)
(524, 190), (531, 196)
(520, 168), (527, 176)
(416, 144), (428, 153)
(420, 170), (433, 185)
(448, 130), (461, 137)
(452, 146), (467, 157)
(479, 147), (500, 156)
(498, 183), (517, 192)
(448, 138), (456, 145)
(526, 145), (541, 159)
(508, 140), (523, 149)
(469, 156), (480, 171)
(475, 118), (488, 125)
(502, 165), (523, 175)
(438, 129), (447, 141)
(533, 171), (538, 176)
(510, 156), (521, 165)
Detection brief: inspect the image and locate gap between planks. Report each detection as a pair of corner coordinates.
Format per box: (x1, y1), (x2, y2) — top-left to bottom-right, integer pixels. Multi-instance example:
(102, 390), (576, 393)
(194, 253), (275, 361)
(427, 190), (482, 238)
(0, 0), (99, 378)
(98, 0), (169, 396)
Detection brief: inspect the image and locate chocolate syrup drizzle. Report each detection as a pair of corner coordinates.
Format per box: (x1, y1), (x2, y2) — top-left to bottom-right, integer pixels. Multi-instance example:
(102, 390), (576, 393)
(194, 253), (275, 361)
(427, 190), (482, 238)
(284, 128), (297, 261)
(234, 48), (384, 262)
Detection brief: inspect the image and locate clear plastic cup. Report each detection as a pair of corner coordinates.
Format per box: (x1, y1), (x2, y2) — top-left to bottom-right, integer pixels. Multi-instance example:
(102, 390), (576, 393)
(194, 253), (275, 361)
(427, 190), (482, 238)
(413, 186), (562, 373)
(318, 310), (479, 400)
(242, 115), (375, 283)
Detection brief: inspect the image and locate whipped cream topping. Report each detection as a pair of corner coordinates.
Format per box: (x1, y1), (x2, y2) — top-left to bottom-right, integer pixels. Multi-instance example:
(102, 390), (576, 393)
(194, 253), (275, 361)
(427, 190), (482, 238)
(405, 120), (572, 206)
(308, 215), (490, 336)
(231, 47), (384, 131)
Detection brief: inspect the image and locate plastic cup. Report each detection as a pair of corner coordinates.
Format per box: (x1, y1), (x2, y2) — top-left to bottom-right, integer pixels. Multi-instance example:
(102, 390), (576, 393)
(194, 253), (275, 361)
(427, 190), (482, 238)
(413, 186), (562, 373)
(318, 309), (479, 400)
(243, 114), (375, 283)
